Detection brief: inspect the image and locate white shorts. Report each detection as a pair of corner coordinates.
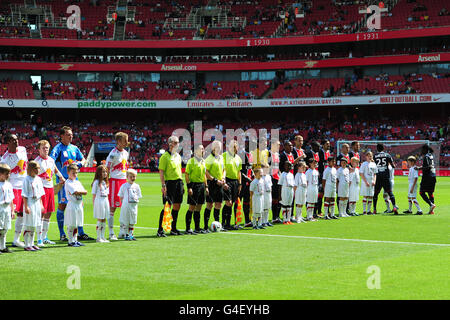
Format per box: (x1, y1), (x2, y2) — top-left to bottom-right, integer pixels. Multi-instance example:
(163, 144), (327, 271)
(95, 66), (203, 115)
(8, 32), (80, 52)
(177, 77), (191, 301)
(0, 204), (12, 230)
(263, 192), (272, 211)
(306, 186), (318, 204)
(119, 202), (139, 225)
(349, 185), (360, 202)
(360, 184), (375, 197)
(23, 199), (42, 228)
(295, 187), (307, 206)
(408, 184), (418, 198)
(64, 201), (84, 227)
(338, 184), (349, 198)
(93, 196), (110, 220)
(280, 186), (294, 206)
(324, 183), (336, 198)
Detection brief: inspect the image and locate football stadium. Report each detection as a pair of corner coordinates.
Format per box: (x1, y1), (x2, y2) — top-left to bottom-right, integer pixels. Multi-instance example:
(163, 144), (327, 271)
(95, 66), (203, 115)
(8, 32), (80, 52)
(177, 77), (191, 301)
(0, 0), (449, 305)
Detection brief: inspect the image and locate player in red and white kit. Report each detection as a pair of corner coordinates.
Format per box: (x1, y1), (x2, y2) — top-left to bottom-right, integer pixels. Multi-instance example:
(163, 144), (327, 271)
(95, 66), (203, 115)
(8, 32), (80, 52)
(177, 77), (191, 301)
(105, 132), (130, 240)
(1, 134), (28, 248)
(35, 140), (65, 246)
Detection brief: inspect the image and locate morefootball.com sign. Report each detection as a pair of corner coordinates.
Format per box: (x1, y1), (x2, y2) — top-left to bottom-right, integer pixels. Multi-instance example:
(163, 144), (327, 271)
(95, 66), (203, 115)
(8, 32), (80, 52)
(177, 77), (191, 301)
(1, 94), (449, 109)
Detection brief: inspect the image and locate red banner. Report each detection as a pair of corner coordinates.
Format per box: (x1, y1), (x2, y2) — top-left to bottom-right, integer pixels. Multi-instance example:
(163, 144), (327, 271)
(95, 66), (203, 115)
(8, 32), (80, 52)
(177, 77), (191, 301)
(1, 26), (449, 49)
(0, 53), (448, 72)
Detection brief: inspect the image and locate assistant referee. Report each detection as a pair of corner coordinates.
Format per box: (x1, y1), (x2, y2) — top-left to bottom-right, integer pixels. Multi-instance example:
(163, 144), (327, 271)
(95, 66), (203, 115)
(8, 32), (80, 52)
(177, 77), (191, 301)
(157, 135), (184, 237)
(222, 140), (242, 230)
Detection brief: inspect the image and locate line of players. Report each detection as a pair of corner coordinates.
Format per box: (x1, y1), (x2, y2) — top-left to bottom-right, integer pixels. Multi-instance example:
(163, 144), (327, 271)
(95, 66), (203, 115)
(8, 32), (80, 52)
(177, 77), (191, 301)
(156, 135), (438, 237)
(0, 128), (438, 251)
(0, 128), (134, 251)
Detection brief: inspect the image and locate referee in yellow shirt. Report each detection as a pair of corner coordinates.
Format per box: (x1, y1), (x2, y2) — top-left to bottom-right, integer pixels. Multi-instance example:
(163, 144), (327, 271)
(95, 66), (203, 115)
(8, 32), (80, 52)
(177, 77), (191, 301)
(222, 140), (242, 230)
(157, 136), (184, 237)
(204, 140), (226, 232)
(185, 144), (208, 234)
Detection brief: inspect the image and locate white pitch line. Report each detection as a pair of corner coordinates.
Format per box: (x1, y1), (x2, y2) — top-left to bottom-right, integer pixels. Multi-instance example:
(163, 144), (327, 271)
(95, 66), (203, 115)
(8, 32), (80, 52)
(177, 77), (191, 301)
(77, 223), (450, 247)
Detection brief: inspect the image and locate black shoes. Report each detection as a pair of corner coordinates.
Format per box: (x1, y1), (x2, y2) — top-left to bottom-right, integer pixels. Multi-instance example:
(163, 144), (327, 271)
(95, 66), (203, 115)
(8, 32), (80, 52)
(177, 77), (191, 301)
(79, 234), (94, 241)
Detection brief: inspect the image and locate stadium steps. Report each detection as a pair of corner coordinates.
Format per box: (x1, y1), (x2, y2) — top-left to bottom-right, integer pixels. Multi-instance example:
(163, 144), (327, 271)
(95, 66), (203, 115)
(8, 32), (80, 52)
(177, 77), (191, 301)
(261, 83), (276, 99)
(33, 90), (41, 100)
(112, 90), (122, 101)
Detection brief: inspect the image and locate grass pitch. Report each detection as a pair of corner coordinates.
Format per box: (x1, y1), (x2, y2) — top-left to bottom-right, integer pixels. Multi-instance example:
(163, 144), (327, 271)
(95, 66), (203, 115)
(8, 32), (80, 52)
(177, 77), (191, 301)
(1, 173), (449, 300)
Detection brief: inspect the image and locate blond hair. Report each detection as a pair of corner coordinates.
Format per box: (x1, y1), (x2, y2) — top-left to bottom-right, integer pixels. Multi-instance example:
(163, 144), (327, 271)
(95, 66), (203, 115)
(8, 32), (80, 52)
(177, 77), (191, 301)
(115, 132), (128, 143)
(37, 140), (50, 149)
(0, 163), (11, 174)
(126, 168), (137, 177)
(407, 156), (416, 162)
(27, 160), (39, 175)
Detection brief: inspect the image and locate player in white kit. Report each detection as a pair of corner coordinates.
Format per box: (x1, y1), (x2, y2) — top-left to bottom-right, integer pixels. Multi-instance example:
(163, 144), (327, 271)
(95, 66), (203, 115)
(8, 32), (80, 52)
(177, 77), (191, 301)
(0, 164), (14, 253)
(261, 165), (273, 227)
(64, 164), (88, 247)
(92, 165), (110, 243)
(106, 132), (130, 240)
(404, 156), (423, 215)
(1, 134), (28, 248)
(336, 157), (350, 217)
(118, 169), (142, 240)
(360, 152), (378, 215)
(348, 157), (361, 216)
(278, 162), (295, 225)
(322, 157), (337, 220)
(21, 161), (45, 252)
(305, 158), (319, 221)
(250, 168), (265, 229)
(35, 140), (65, 246)
(294, 161), (307, 223)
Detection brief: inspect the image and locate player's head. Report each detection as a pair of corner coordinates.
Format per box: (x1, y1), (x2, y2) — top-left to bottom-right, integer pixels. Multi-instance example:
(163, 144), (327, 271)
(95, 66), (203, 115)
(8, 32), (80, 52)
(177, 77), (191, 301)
(351, 141), (360, 152)
(5, 133), (18, 150)
(322, 139), (330, 150)
(194, 143), (204, 158)
(168, 135), (179, 153)
(37, 140), (50, 157)
(271, 139), (280, 152)
(294, 135), (304, 148)
(126, 168), (137, 183)
(311, 141), (320, 152)
(228, 139), (238, 154)
(407, 156), (416, 166)
(421, 144), (433, 155)
(94, 164), (108, 184)
(0, 163), (11, 181)
(341, 143), (349, 154)
(67, 163), (79, 178)
(340, 157), (348, 167)
(377, 143), (384, 152)
(115, 132), (129, 150)
(298, 161), (307, 172)
(259, 135), (267, 151)
(254, 167), (263, 178)
(351, 157), (360, 167)
(284, 161), (293, 172)
(27, 160), (40, 177)
(211, 140), (222, 155)
(365, 151), (373, 161)
(307, 158), (317, 169)
(60, 126), (73, 146)
(283, 140), (292, 153)
(327, 156), (335, 167)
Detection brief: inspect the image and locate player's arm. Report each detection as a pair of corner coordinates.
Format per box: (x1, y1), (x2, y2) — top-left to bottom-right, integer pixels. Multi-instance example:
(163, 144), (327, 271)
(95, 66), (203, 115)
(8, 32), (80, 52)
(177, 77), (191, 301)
(185, 170), (193, 196)
(22, 196), (30, 214)
(159, 169), (167, 197)
(360, 168), (369, 186)
(54, 167), (65, 183)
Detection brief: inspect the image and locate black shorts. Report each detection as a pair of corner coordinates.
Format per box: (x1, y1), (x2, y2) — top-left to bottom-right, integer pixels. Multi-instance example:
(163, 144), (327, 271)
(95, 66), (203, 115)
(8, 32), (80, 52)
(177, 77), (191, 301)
(206, 179), (223, 203)
(223, 178), (240, 203)
(420, 176), (436, 193)
(375, 177), (392, 194)
(163, 179), (184, 205)
(187, 182), (206, 206)
(271, 177), (280, 200)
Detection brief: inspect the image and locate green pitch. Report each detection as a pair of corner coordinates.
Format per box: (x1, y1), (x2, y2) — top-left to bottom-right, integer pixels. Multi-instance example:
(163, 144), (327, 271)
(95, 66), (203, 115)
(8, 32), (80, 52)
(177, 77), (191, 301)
(1, 173), (449, 300)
